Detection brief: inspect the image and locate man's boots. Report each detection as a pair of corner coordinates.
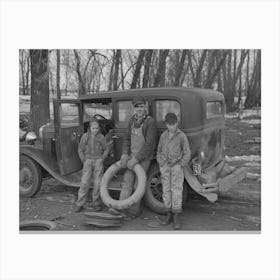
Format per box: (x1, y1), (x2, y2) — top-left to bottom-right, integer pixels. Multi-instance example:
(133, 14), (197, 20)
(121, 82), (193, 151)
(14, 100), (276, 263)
(173, 213), (181, 230)
(160, 212), (173, 225)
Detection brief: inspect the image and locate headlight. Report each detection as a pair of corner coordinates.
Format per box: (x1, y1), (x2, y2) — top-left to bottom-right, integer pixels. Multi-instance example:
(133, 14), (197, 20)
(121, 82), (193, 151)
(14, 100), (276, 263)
(26, 131), (37, 143)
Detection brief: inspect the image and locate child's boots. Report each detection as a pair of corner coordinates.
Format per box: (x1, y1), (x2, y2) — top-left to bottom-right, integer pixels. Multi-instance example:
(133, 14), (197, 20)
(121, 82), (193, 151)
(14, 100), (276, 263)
(160, 212), (173, 225)
(173, 213), (181, 230)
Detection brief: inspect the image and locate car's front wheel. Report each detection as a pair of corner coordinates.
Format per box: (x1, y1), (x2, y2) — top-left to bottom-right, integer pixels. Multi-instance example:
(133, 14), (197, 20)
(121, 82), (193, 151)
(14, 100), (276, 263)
(20, 155), (42, 197)
(144, 163), (188, 214)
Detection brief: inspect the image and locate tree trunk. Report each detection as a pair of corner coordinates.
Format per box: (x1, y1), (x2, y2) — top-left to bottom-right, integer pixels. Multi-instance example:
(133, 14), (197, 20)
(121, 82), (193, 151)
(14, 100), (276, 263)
(174, 50), (187, 86)
(56, 50), (61, 99)
(30, 49), (50, 135)
(113, 49), (121, 90)
(233, 49), (237, 81)
(74, 50), (86, 95)
(131, 49), (145, 89)
(26, 54), (30, 95)
(142, 49), (153, 88)
(245, 50), (261, 108)
(246, 50), (250, 91)
(120, 55), (125, 90)
(153, 49), (169, 87)
(194, 50), (207, 87)
(20, 50), (26, 95)
(237, 70), (242, 108)
(108, 51), (115, 91)
(186, 50), (195, 86)
(205, 50), (229, 89)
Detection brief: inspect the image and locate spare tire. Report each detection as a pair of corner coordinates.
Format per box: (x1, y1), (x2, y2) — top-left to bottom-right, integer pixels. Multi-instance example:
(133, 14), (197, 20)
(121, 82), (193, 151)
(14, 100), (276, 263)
(100, 161), (146, 210)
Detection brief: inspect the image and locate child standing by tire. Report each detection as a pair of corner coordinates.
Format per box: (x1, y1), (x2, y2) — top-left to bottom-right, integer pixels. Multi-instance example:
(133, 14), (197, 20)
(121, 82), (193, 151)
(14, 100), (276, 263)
(75, 118), (109, 213)
(157, 113), (191, 229)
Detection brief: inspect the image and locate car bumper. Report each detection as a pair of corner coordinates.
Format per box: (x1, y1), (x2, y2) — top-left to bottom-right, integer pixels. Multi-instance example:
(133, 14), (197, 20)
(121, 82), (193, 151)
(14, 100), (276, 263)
(200, 166), (247, 193)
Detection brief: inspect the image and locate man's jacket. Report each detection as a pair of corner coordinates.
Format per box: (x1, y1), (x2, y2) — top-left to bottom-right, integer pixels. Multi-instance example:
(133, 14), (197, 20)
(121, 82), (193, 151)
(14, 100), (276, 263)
(122, 114), (157, 162)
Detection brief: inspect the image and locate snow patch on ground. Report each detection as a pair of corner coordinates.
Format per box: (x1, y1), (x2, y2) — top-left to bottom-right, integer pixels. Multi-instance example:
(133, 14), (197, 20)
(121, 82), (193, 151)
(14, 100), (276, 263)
(244, 162), (261, 167)
(225, 155), (261, 162)
(241, 119), (261, 125)
(225, 108), (261, 119)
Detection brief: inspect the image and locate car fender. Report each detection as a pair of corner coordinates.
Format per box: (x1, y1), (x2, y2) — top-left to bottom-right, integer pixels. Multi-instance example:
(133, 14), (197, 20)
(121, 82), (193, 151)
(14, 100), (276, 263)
(183, 165), (218, 203)
(20, 145), (80, 187)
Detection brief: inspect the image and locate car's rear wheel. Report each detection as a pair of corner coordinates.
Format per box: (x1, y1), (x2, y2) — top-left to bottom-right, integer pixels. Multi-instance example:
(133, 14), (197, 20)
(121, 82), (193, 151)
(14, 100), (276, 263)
(144, 163), (188, 214)
(20, 155), (42, 197)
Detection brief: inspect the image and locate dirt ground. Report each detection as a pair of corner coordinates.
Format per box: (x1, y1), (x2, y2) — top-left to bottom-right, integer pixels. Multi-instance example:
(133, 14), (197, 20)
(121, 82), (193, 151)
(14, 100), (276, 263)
(19, 115), (261, 232)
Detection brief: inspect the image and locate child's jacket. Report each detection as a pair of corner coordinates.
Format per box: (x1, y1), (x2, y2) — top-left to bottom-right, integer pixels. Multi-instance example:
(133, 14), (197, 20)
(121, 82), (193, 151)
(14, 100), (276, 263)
(157, 128), (191, 168)
(78, 131), (109, 162)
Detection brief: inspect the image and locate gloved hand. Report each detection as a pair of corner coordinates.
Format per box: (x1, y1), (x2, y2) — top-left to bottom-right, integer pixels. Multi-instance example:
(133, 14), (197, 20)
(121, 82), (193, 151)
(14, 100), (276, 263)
(119, 154), (129, 168)
(127, 156), (138, 170)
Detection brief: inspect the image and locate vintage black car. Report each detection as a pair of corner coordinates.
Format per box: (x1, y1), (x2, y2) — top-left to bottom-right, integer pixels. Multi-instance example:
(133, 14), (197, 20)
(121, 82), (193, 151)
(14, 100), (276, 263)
(20, 87), (246, 214)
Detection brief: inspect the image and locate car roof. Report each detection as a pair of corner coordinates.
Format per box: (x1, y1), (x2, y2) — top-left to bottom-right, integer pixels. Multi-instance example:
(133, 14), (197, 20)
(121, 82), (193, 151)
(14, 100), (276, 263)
(78, 87), (224, 101)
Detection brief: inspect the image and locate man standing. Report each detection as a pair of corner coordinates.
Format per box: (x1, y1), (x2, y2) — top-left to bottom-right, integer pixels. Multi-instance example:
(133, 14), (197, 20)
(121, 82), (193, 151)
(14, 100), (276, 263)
(119, 96), (157, 217)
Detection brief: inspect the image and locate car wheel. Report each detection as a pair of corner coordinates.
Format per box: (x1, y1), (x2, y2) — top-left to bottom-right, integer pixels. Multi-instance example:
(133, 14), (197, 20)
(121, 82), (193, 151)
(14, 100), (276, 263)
(144, 163), (188, 214)
(20, 155), (42, 197)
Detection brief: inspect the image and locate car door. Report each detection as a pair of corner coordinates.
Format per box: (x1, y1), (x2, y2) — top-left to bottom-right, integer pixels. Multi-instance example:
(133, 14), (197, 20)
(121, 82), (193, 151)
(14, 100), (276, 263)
(53, 99), (83, 175)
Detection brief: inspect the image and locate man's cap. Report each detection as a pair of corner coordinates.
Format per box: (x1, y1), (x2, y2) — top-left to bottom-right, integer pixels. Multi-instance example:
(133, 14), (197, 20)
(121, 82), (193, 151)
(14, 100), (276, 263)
(165, 112), (178, 124)
(132, 96), (146, 106)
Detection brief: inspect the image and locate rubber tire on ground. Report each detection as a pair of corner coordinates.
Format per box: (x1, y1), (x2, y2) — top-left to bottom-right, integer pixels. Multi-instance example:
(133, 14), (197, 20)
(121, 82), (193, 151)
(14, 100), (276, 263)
(144, 163), (188, 214)
(20, 220), (57, 231)
(100, 161), (146, 210)
(20, 155), (42, 197)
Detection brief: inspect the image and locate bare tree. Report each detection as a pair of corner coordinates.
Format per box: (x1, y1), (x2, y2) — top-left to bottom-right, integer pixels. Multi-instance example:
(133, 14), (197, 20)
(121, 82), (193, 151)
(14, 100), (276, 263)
(186, 49), (208, 87)
(19, 50), (31, 95)
(174, 50), (187, 86)
(193, 50), (207, 87)
(131, 49), (145, 89)
(30, 49), (50, 135)
(142, 49), (153, 88)
(245, 49), (261, 108)
(153, 49), (169, 87)
(56, 49), (61, 99)
(74, 50), (86, 95)
(204, 50), (230, 89)
(19, 50), (26, 95)
(113, 49), (121, 90)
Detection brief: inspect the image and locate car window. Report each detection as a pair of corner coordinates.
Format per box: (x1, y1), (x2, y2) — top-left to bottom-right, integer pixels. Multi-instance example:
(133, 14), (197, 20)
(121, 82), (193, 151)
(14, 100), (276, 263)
(156, 100), (181, 122)
(59, 103), (80, 127)
(83, 102), (112, 122)
(206, 101), (223, 118)
(117, 100), (149, 126)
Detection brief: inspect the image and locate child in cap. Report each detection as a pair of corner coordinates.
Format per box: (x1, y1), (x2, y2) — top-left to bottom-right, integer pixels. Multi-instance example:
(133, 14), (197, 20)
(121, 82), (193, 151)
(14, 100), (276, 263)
(75, 118), (109, 212)
(157, 112), (191, 229)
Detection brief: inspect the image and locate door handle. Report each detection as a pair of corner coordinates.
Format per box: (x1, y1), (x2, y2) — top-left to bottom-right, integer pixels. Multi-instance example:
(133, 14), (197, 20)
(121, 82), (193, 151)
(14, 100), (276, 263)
(112, 135), (120, 139)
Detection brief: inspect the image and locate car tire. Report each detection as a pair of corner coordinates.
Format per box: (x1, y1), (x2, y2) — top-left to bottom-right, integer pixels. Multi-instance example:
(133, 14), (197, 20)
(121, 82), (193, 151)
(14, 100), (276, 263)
(100, 161), (147, 210)
(144, 163), (188, 214)
(20, 155), (42, 197)
(20, 220), (57, 231)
